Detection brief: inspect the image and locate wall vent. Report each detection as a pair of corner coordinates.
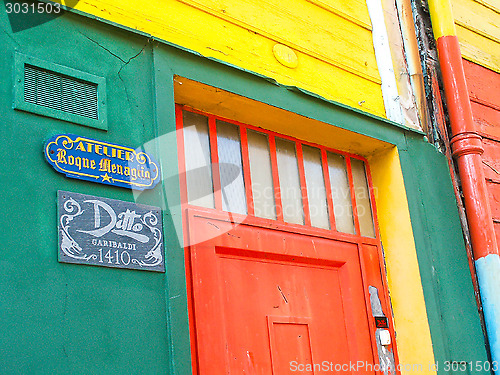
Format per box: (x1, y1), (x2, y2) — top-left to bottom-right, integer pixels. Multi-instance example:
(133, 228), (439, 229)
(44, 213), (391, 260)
(14, 53), (107, 130)
(24, 64), (99, 120)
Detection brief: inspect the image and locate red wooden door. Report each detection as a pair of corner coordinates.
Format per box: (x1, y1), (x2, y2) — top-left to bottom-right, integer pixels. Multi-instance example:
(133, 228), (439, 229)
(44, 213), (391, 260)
(187, 208), (376, 374)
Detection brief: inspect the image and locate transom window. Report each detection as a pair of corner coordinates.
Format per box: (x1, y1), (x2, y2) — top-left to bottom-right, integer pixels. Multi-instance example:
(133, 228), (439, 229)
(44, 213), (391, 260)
(177, 105), (376, 238)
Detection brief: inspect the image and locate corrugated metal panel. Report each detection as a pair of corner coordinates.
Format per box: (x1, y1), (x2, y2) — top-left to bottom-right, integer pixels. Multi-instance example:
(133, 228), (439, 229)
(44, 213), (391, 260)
(24, 64), (98, 120)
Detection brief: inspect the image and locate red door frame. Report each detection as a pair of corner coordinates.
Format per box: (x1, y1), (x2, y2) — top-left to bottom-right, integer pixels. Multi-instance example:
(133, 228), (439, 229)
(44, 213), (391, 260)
(175, 104), (400, 374)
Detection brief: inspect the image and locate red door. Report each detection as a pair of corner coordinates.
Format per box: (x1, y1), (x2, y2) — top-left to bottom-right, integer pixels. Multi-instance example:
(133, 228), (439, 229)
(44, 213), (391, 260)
(177, 106), (398, 374)
(187, 208), (377, 374)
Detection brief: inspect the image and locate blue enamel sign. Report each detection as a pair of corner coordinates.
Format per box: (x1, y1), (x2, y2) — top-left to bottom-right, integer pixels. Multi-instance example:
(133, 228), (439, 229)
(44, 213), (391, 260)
(45, 134), (160, 190)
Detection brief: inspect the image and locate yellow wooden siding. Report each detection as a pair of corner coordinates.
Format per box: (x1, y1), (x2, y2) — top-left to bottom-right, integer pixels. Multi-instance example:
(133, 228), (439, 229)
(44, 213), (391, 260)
(452, 0), (500, 73)
(473, 0), (500, 14)
(305, 0), (372, 29)
(59, 0), (386, 117)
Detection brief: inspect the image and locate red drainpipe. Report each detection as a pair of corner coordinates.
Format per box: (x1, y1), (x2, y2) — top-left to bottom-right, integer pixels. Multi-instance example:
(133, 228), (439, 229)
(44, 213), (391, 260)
(428, 0), (500, 367)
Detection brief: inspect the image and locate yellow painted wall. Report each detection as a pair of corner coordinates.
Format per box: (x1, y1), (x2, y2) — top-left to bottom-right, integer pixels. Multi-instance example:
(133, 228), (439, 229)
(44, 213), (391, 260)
(369, 147), (437, 375)
(59, 0), (387, 118)
(452, 0), (500, 73)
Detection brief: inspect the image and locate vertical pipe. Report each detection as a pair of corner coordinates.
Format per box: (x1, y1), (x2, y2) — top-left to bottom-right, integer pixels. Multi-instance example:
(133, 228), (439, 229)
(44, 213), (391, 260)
(428, 0), (500, 369)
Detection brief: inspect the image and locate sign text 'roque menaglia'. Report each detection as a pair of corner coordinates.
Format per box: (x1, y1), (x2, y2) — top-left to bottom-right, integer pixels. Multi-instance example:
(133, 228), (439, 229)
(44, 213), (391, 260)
(45, 134), (160, 190)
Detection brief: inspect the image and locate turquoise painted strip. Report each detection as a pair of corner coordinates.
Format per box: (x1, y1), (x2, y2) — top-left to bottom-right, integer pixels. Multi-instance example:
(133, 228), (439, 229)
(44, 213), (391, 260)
(476, 254), (500, 374)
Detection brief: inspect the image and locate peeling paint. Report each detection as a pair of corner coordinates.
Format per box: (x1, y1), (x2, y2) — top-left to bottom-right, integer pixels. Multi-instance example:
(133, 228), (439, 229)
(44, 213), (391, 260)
(369, 285), (385, 317)
(376, 329), (396, 375)
(369, 286), (396, 375)
(366, 0), (403, 124)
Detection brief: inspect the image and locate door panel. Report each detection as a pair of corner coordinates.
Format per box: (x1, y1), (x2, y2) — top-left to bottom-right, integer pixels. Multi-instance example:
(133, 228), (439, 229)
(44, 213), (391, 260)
(187, 209), (375, 374)
(268, 317), (313, 374)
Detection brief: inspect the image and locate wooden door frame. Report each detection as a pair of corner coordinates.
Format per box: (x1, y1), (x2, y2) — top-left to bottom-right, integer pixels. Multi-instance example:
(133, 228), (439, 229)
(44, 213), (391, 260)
(175, 105), (400, 374)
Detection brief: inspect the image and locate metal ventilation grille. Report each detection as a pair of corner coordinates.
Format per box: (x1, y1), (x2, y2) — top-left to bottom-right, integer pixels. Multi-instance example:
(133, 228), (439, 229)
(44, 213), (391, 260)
(24, 64), (99, 120)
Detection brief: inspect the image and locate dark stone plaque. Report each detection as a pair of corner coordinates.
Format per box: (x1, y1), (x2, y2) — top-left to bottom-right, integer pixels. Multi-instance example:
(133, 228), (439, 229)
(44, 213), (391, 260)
(58, 190), (164, 272)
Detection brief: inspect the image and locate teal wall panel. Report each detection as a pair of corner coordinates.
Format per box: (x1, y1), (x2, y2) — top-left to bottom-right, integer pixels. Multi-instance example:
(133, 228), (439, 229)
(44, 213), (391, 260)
(400, 136), (490, 372)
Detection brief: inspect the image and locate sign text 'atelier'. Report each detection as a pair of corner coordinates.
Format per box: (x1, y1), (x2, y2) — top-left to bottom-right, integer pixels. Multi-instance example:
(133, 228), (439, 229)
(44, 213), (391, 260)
(45, 134), (160, 190)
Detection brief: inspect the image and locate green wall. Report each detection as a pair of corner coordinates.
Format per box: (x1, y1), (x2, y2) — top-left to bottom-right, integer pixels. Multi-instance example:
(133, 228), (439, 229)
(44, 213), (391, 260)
(0, 4), (489, 374)
(0, 10), (175, 375)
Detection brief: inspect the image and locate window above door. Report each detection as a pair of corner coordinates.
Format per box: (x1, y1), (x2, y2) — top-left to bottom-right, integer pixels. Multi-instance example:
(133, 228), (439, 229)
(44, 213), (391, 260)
(177, 105), (377, 238)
